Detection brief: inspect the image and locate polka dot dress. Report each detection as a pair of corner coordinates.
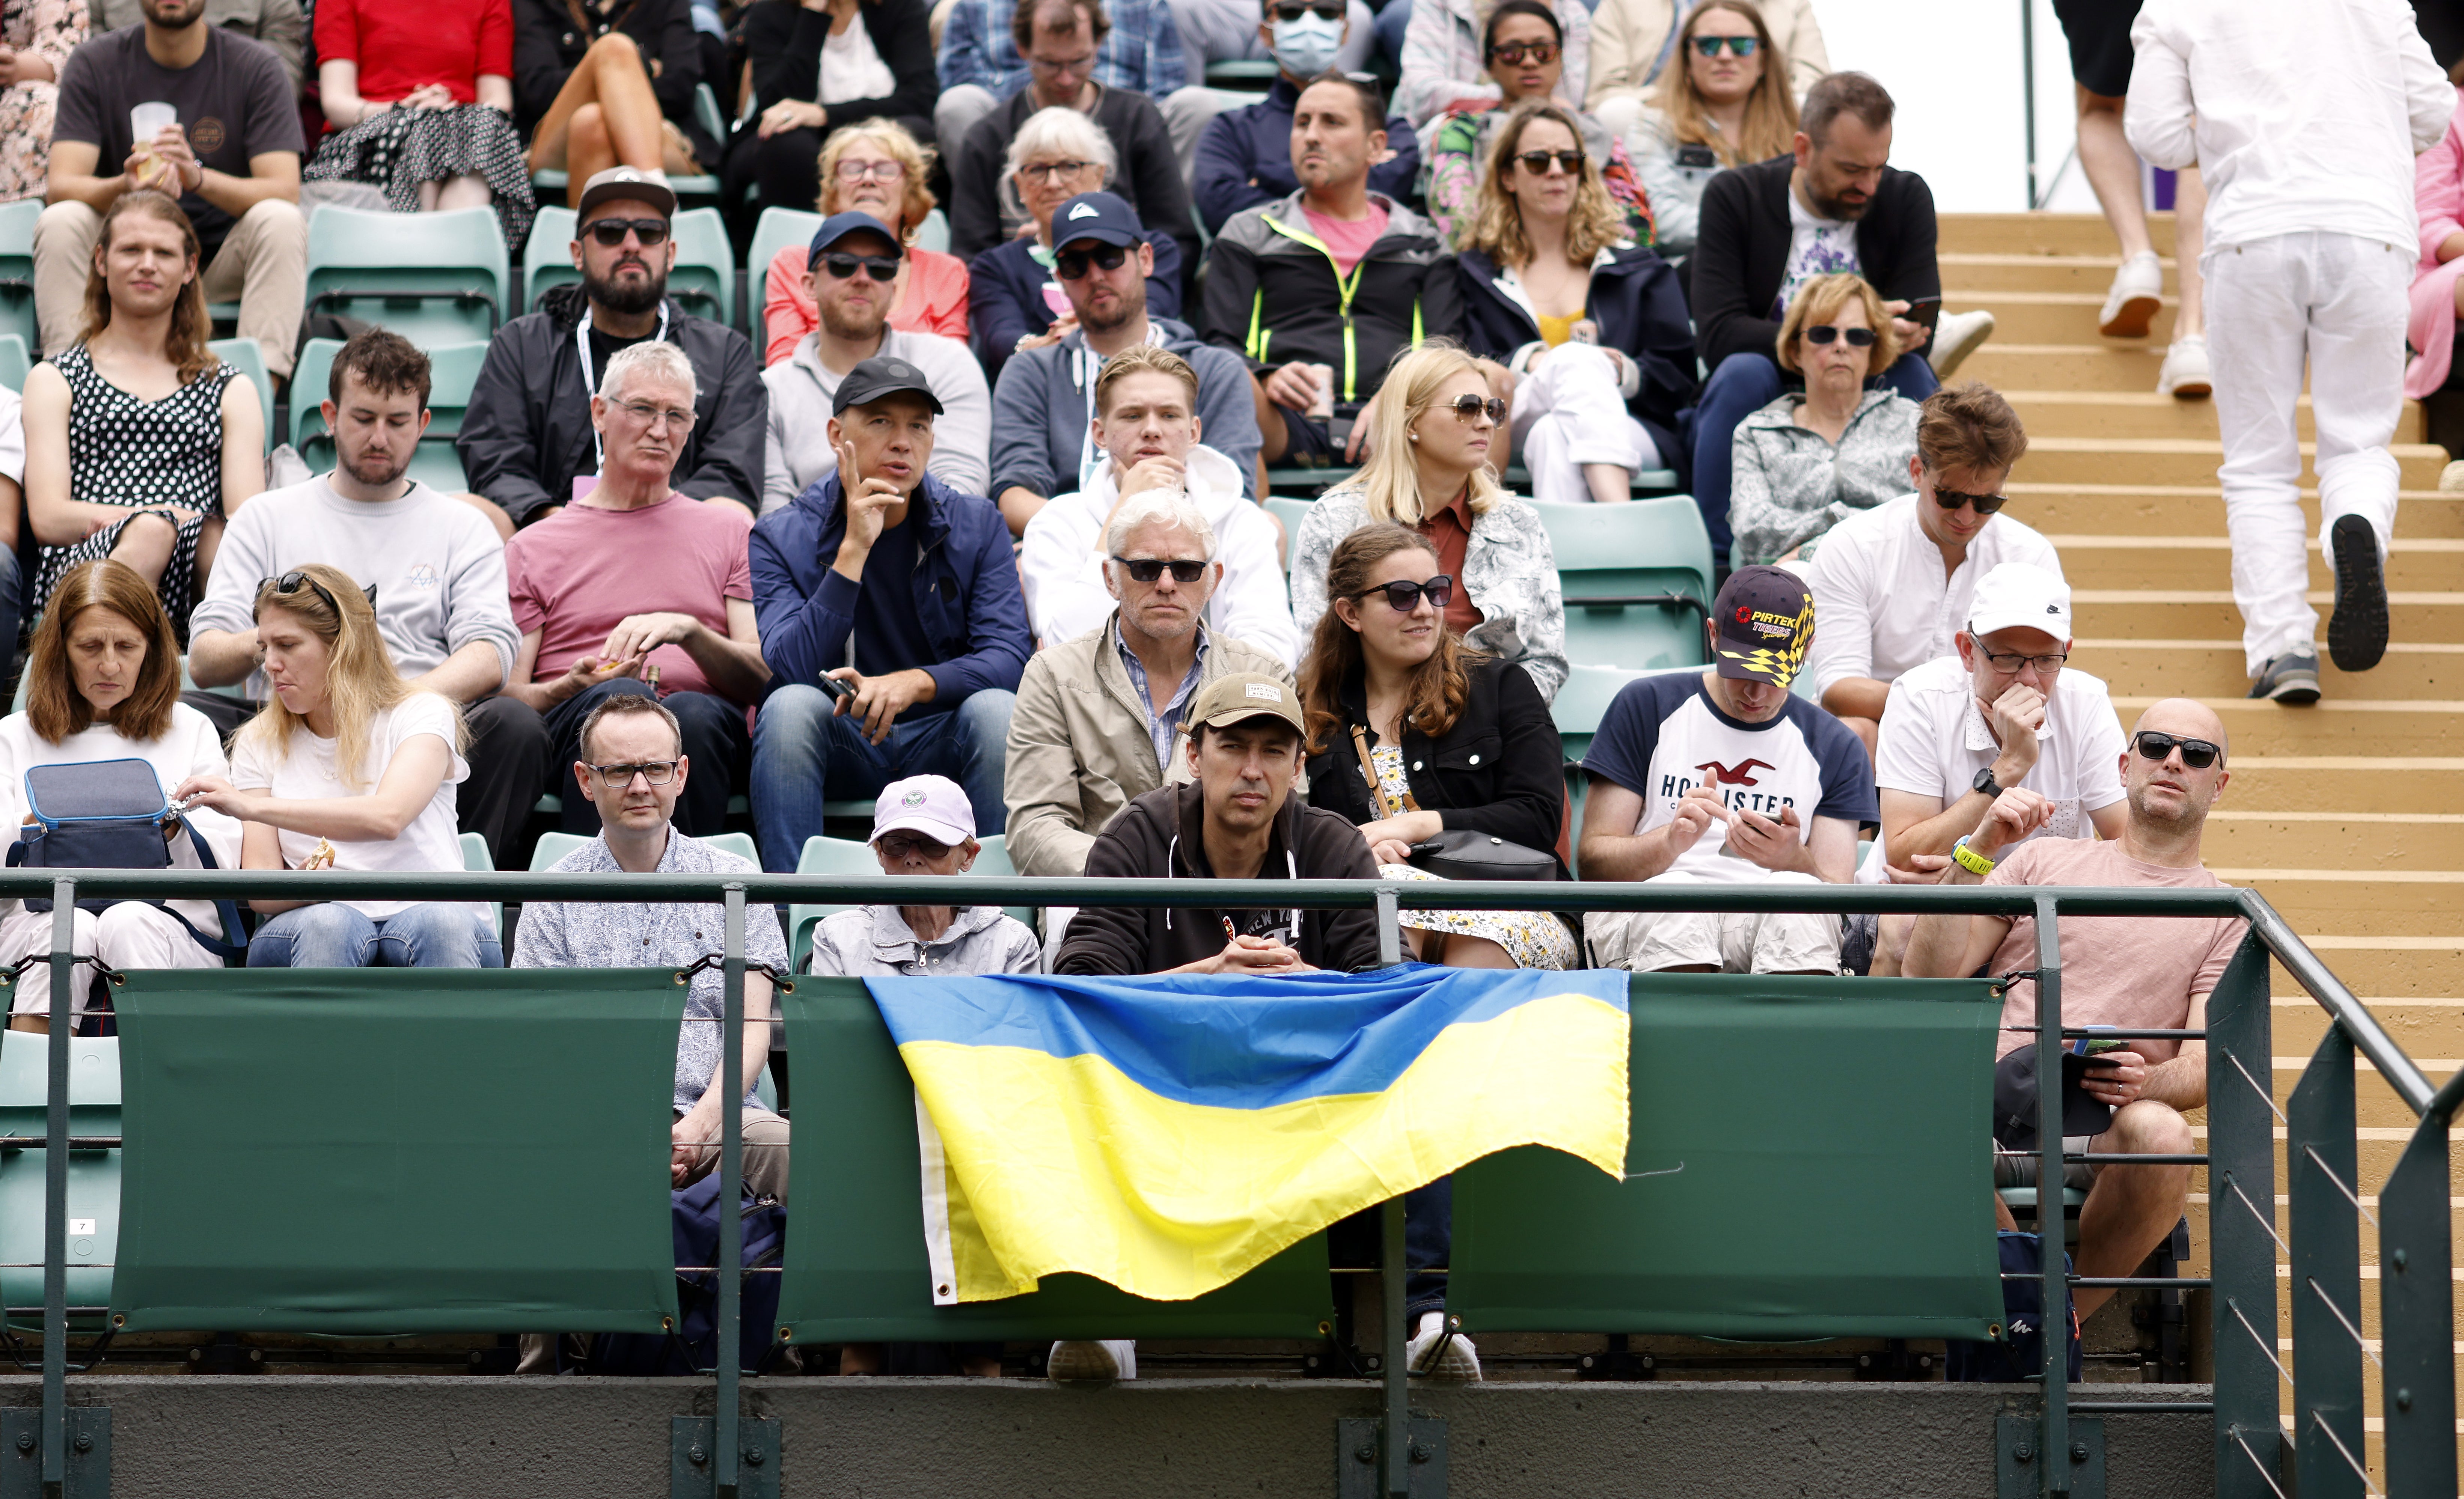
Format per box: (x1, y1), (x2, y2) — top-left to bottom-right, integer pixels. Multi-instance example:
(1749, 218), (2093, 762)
(303, 104), (538, 259)
(33, 344), (237, 634)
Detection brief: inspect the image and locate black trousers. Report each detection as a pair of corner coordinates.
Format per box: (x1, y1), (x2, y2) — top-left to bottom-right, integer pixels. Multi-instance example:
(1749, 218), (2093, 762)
(535, 678), (750, 838)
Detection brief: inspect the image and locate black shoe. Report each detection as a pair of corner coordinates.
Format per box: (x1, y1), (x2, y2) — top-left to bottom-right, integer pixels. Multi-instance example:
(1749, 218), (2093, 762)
(2248, 649), (2321, 704)
(2325, 514), (2388, 673)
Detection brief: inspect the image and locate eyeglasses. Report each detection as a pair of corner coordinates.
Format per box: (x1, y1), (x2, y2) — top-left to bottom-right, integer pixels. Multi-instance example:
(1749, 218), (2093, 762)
(834, 158), (906, 182)
(819, 251), (899, 283)
(263, 571), (376, 614)
(1977, 645), (2069, 675)
(584, 760), (679, 788)
(1111, 556), (1209, 583)
(611, 398), (695, 431)
(1020, 159), (1096, 183)
(1446, 394), (1507, 423)
(1056, 242), (1130, 280)
(1026, 51), (1098, 77)
(1488, 40), (1559, 65)
(1804, 324), (1876, 347)
(1930, 484), (2008, 516)
(584, 217), (670, 247)
(1355, 575), (1454, 612)
(876, 832), (952, 860)
(2132, 731), (2222, 770)
(1513, 148), (1582, 175)
(1272, 1), (1345, 20)
(1690, 34), (1759, 56)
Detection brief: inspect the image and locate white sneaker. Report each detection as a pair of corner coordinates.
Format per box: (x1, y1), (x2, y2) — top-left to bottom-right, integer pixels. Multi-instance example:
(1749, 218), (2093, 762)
(1046, 1339), (1137, 1384)
(2098, 250), (2164, 338)
(1928, 309), (1995, 380)
(2157, 335), (2211, 399)
(1405, 1311), (1481, 1380)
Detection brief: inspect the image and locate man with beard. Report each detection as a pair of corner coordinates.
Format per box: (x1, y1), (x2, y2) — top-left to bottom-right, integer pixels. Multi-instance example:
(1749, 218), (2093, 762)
(38, 0), (305, 377)
(184, 330), (535, 861)
(458, 166), (765, 536)
(760, 212), (990, 514)
(991, 192), (1262, 538)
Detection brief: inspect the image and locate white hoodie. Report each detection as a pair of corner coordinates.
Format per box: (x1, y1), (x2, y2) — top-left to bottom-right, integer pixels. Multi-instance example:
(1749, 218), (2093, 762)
(1017, 444), (1302, 667)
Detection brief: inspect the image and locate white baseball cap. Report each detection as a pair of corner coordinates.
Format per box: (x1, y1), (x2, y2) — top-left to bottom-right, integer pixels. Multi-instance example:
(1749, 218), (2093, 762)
(870, 774), (976, 847)
(1966, 562), (2072, 643)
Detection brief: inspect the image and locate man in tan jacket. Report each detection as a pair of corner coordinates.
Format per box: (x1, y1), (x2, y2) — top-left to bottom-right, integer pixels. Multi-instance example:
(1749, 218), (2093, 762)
(1584, 0), (1829, 114)
(1004, 488), (1295, 882)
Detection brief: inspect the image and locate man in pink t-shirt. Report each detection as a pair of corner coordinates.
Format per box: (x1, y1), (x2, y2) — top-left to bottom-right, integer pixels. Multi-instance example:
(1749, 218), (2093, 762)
(1903, 696), (2245, 1318)
(497, 342), (773, 837)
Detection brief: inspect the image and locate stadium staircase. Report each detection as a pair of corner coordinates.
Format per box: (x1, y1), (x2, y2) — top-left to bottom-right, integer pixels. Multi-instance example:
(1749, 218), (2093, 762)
(1950, 209), (2463, 1484)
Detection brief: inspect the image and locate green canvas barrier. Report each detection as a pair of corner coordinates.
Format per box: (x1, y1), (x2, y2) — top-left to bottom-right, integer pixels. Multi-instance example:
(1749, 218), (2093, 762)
(1450, 972), (2005, 1341)
(775, 977), (1335, 1344)
(109, 968), (686, 1335)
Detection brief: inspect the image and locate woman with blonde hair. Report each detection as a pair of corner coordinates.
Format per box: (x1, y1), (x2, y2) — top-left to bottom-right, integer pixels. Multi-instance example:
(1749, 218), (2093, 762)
(760, 119), (969, 365)
(1628, 1), (1796, 261)
(1287, 342), (1568, 702)
(2, 560), (237, 1034)
(173, 565), (497, 969)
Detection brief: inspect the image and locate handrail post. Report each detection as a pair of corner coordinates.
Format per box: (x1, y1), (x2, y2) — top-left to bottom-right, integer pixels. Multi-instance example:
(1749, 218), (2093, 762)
(2380, 1064), (2463, 1499)
(41, 878), (73, 1498)
(715, 883), (745, 1499)
(2020, 0), (2038, 209)
(2032, 893), (2068, 1496)
(2206, 934), (2283, 1498)
(1376, 887), (1401, 967)
(1381, 1193), (1409, 1499)
(2288, 1026), (2363, 1499)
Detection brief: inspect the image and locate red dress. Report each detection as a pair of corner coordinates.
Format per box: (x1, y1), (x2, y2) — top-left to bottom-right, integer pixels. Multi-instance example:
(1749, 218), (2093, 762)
(313, 0), (514, 105)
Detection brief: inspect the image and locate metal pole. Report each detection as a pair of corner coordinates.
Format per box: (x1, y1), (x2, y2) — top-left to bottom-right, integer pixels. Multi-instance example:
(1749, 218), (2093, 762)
(1376, 887), (1401, 967)
(2380, 1064), (2462, 1499)
(39, 880), (74, 1498)
(1381, 1193), (1409, 1499)
(716, 884), (745, 1499)
(2033, 893), (2067, 1496)
(2021, 0), (2039, 209)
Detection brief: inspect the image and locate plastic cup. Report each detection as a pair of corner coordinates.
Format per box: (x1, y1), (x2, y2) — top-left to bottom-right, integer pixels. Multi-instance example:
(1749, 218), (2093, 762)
(130, 102), (176, 141)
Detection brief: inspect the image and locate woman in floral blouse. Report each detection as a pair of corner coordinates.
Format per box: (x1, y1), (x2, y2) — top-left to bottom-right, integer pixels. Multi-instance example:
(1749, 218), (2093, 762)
(0, 0), (87, 202)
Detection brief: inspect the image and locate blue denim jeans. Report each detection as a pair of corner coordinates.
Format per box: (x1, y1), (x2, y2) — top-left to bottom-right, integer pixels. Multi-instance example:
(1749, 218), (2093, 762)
(246, 902), (503, 969)
(748, 684), (1019, 873)
(1689, 351), (1941, 566)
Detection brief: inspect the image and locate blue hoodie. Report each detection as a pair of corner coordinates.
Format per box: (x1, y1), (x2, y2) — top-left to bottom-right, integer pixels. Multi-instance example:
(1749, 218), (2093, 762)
(749, 470), (1032, 712)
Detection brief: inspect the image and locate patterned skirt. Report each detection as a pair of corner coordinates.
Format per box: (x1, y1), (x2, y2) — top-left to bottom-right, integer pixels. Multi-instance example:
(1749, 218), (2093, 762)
(304, 102), (537, 257)
(1380, 864), (1578, 970)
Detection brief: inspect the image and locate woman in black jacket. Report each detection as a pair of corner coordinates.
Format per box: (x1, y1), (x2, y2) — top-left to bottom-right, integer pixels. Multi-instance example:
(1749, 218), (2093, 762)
(515, 0), (717, 204)
(1299, 522), (1575, 970)
(737, 0), (940, 215)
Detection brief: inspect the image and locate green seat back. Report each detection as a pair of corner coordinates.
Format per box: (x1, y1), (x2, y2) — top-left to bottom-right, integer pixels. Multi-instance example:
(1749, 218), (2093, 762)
(0, 1033), (121, 1328)
(306, 205), (509, 348)
(0, 332), (29, 393)
(531, 829), (757, 871)
(0, 199), (39, 357)
(775, 976), (1334, 1343)
(1549, 663), (1678, 852)
(913, 208), (950, 255)
(1265, 496), (1312, 571)
(206, 336), (272, 452)
(525, 205), (579, 312)
(109, 969), (686, 1334)
(1528, 497), (1715, 671)
(1449, 973), (2003, 1341)
(788, 834), (880, 971)
(748, 208), (826, 336)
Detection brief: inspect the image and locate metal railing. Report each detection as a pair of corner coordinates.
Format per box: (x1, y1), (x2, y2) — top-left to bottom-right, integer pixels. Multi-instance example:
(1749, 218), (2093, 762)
(3, 867), (2452, 1499)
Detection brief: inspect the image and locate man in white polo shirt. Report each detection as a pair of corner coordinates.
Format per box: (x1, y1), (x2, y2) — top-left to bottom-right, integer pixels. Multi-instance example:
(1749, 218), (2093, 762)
(1796, 383), (2059, 759)
(1865, 561), (2128, 975)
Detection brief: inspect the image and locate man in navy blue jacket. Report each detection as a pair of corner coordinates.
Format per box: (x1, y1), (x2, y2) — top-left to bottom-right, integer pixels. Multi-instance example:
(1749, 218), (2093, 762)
(1191, 68), (1420, 236)
(747, 356), (1034, 873)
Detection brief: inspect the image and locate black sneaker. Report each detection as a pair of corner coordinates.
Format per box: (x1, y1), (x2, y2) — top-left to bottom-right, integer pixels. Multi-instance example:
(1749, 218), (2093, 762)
(2248, 649), (2321, 704)
(2325, 514), (2389, 673)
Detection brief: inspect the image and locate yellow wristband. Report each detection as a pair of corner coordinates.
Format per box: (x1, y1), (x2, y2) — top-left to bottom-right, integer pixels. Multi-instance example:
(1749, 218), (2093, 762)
(1952, 836), (1996, 877)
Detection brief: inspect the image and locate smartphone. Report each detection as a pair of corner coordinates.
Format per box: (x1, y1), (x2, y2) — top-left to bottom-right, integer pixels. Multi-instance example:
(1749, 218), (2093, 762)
(1900, 295), (1942, 333)
(1673, 143), (1718, 171)
(820, 674), (858, 702)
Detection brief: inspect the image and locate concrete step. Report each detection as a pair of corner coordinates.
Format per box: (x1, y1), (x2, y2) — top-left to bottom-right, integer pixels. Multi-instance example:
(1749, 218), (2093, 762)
(1963, 343), (2173, 394)
(2076, 591), (2464, 644)
(2107, 693), (2464, 754)
(2050, 535), (2461, 592)
(2228, 759), (2464, 816)
(1939, 212), (2178, 258)
(2202, 812), (2464, 867)
(2277, 938), (2464, 998)
(1939, 252), (2181, 294)
(2013, 438), (2452, 488)
(2074, 640), (2462, 701)
(2276, 996), (2464, 1058)
(2221, 868), (2464, 931)
(2004, 390), (2424, 444)
(1944, 290), (2175, 345)
(2007, 486), (2464, 539)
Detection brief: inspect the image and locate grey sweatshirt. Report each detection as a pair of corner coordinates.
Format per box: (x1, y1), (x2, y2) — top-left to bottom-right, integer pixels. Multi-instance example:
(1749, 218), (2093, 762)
(760, 328), (993, 514)
(986, 317), (1263, 504)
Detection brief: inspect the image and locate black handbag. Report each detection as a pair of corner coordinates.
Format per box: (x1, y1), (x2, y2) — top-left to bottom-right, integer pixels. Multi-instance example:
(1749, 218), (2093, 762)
(1349, 727), (1557, 882)
(6, 758), (250, 959)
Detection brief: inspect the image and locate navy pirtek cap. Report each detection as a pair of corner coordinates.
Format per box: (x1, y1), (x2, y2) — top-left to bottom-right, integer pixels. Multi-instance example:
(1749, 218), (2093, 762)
(1712, 565), (1813, 687)
(1051, 191), (1143, 250)
(832, 355), (944, 417)
(807, 211), (906, 268)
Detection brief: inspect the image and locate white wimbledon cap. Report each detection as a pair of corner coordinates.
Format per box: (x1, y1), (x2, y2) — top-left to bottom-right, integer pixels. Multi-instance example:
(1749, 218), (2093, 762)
(1966, 561), (2072, 641)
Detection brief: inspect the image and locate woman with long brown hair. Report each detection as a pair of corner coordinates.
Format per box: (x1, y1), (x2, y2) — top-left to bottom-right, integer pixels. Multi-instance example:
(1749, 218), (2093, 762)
(1629, 0), (1796, 261)
(20, 190), (263, 631)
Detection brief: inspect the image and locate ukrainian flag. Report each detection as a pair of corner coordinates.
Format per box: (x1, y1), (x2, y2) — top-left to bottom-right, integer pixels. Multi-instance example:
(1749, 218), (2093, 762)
(867, 964), (1631, 1304)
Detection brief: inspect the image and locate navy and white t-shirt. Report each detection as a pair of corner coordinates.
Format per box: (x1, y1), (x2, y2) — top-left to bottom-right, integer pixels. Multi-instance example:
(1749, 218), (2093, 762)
(1581, 672), (1879, 883)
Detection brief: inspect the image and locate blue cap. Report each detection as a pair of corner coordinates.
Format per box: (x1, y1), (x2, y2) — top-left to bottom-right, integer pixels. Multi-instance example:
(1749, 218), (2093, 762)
(807, 211), (905, 268)
(1050, 192), (1143, 250)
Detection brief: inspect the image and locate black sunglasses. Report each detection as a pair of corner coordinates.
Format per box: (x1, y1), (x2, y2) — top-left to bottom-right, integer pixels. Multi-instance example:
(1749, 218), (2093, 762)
(1055, 243), (1131, 280)
(1489, 40), (1558, 65)
(1930, 485), (2007, 516)
(2132, 731), (2222, 770)
(1271, 1), (1345, 19)
(1446, 394), (1507, 423)
(1355, 575), (1454, 612)
(264, 571), (377, 614)
(1804, 324), (1876, 347)
(585, 217), (670, 247)
(1513, 148), (1582, 175)
(1691, 34), (1758, 56)
(1111, 556), (1209, 583)
(819, 252), (899, 282)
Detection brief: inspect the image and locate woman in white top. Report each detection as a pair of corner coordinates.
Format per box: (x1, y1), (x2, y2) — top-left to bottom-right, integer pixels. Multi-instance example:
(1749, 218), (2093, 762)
(174, 563), (497, 969)
(2, 559), (238, 1034)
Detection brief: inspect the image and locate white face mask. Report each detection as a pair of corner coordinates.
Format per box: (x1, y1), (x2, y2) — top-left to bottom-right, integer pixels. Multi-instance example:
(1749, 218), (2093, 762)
(1271, 11), (1345, 79)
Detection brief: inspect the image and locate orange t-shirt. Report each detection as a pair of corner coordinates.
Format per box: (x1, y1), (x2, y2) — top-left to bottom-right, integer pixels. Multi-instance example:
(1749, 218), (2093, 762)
(763, 244), (971, 366)
(1412, 491), (1484, 635)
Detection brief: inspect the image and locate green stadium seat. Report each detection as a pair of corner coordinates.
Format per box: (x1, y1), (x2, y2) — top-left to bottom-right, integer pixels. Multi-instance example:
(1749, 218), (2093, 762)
(523, 205), (577, 313)
(0, 199), (38, 357)
(1529, 496), (1715, 671)
(0, 1032), (122, 1330)
(1551, 664), (1689, 853)
(306, 205), (510, 348)
(1264, 496), (1312, 570)
(531, 829), (756, 870)
(774, 975), (1335, 1345)
(460, 830), (502, 939)
(787, 834), (878, 971)
(293, 338), (487, 493)
(206, 336), (273, 452)
(1500, 464), (1682, 496)
(913, 208), (949, 255)
(0, 332), (28, 392)
(747, 207), (826, 335)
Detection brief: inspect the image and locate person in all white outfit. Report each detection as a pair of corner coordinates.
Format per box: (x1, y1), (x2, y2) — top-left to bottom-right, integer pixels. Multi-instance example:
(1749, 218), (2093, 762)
(2126, 0), (2452, 702)
(1019, 343), (1299, 664)
(2, 559), (237, 1033)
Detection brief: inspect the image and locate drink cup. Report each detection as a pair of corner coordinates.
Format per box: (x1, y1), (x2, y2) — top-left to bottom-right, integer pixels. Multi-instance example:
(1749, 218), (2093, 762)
(1306, 363), (1335, 420)
(130, 101), (176, 141)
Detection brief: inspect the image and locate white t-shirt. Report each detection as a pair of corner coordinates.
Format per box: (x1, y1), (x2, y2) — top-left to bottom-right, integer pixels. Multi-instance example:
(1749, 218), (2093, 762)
(0, 704), (241, 934)
(817, 16), (896, 104)
(1870, 654), (2128, 868)
(1773, 188), (1860, 318)
(1796, 493), (2065, 698)
(227, 692), (485, 929)
(0, 385), (24, 485)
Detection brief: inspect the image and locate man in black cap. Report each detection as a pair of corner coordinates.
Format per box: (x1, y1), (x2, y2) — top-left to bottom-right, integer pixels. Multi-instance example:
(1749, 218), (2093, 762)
(1576, 565), (1878, 975)
(745, 355), (1033, 872)
(760, 211), (991, 515)
(459, 165), (767, 535)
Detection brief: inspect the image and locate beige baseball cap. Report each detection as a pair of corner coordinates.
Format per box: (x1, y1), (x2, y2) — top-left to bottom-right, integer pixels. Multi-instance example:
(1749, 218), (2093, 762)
(1186, 672), (1304, 735)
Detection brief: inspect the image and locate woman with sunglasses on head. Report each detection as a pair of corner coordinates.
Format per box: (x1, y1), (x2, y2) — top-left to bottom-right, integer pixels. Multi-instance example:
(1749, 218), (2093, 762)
(1726, 273), (1920, 567)
(737, 0), (939, 231)
(759, 120), (969, 367)
(172, 564), (499, 970)
(1298, 523), (1574, 970)
(1615, 1), (1796, 264)
(1289, 342), (1568, 703)
(1454, 100), (1695, 507)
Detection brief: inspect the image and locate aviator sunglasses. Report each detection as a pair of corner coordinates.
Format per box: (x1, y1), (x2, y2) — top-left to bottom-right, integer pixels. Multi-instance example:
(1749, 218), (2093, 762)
(1690, 34), (1759, 56)
(1447, 394), (1507, 423)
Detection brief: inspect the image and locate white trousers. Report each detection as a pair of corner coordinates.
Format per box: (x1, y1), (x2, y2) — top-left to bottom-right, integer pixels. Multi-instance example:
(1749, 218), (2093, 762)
(1584, 871), (1840, 975)
(1510, 343), (1659, 507)
(2202, 231), (2409, 674)
(1, 905), (221, 1022)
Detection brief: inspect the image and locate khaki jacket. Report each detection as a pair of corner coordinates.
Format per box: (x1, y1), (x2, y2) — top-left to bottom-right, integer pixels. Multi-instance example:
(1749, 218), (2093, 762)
(1584, 0), (1829, 113)
(1003, 618), (1295, 878)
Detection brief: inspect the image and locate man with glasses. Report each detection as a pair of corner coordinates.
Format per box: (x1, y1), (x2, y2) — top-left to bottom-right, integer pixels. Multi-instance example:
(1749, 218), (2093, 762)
(1797, 383), (2059, 759)
(937, 0), (1199, 175)
(761, 212), (991, 514)
(496, 341), (771, 839)
(1903, 698), (2245, 1321)
(1186, 0), (1400, 221)
(459, 166), (767, 533)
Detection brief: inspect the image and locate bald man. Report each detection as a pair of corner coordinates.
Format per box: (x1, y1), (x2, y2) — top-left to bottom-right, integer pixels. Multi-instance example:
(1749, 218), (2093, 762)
(1903, 698), (2245, 1317)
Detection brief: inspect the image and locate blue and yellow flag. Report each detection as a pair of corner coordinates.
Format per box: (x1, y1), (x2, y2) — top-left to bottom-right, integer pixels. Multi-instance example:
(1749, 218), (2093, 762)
(866, 964), (1630, 1304)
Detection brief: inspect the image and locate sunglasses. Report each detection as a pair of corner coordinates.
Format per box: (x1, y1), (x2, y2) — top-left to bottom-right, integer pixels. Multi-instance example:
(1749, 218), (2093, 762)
(1804, 324), (1876, 347)
(818, 251), (899, 282)
(1112, 556), (1209, 583)
(2132, 730), (2222, 770)
(1488, 40), (1558, 65)
(1691, 34), (1759, 56)
(1930, 485), (2007, 516)
(584, 760), (679, 788)
(1446, 394), (1507, 423)
(1354, 575), (1454, 612)
(263, 571), (377, 615)
(876, 832), (954, 860)
(1514, 148), (1582, 175)
(1055, 242), (1130, 280)
(584, 217), (670, 247)
(1272, 1), (1346, 19)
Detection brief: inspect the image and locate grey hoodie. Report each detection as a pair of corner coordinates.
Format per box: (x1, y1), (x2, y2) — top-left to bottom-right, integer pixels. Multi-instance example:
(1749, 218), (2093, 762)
(986, 317), (1263, 504)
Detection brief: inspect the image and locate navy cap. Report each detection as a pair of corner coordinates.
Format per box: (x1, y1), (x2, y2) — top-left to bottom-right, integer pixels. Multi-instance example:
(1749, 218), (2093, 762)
(1050, 192), (1143, 250)
(831, 355), (944, 417)
(807, 211), (906, 268)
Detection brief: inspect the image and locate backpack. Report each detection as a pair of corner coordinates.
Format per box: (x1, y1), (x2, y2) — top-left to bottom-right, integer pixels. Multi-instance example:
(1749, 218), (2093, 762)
(1946, 1231), (2083, 1383)
(7, 759), (249, 959)
(579, 1169), (787, 1375)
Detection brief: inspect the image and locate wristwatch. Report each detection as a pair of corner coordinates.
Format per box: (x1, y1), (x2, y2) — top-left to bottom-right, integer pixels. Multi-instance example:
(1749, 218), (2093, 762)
(1952, 834), (1997, 877)
(1972, 765), (2002, 800)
